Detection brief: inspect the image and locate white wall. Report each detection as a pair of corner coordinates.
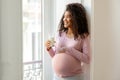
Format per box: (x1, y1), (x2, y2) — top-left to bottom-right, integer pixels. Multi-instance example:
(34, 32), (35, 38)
(0, 0), (22, 80)
(82, 0), (92, 80)
(43, 0), (54, 80)
(93, 0), (120, 80)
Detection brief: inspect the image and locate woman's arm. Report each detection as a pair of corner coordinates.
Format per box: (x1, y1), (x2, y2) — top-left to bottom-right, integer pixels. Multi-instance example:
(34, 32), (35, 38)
(65, 36), (91, 64)
(46, 32), (62, 58)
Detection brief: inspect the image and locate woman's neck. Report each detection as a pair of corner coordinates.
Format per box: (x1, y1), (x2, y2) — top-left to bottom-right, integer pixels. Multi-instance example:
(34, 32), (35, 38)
(66, 28), (74, 38)
(67, 28), (73, 34)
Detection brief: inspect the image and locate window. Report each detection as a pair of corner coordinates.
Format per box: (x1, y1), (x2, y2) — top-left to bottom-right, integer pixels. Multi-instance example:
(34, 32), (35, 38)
(22, 0), (43, 80)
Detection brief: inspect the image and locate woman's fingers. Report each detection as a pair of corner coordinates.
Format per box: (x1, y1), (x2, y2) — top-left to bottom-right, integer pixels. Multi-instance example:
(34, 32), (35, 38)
(45, 40), (52, 48)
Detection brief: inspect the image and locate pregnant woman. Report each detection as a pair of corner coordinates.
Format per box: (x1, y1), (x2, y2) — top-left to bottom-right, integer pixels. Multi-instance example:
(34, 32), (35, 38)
(45, 3), (91, 80)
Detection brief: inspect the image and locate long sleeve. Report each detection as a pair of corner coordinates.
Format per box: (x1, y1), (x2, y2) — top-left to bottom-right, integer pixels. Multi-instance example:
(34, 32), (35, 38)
(48, 32), (90, 77)
(65, 36), (91, 64)
(47, 32), (62, 58)
(47, 48), (55, 57)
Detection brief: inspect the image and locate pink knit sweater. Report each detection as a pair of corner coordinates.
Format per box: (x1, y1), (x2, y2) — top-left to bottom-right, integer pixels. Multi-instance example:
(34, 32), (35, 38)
(47, 32), (90, 78)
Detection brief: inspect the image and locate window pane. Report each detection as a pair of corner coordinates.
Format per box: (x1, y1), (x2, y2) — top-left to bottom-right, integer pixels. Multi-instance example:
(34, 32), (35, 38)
(22, 0), (43, 80)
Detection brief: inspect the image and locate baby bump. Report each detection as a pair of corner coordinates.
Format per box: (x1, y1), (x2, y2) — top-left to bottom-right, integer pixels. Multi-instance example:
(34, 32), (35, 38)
(52, 53), (80, 74)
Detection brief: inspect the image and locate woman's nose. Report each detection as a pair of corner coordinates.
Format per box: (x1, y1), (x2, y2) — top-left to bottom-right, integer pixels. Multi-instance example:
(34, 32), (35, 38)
(63, 18), (67, 21)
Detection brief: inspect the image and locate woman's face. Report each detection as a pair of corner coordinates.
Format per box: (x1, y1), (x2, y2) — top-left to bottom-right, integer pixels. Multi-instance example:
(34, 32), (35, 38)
(63, 11), (72, 28)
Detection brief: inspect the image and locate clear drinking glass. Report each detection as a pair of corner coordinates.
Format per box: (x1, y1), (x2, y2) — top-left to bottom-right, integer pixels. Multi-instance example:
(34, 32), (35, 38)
(48, 34), (56, 47)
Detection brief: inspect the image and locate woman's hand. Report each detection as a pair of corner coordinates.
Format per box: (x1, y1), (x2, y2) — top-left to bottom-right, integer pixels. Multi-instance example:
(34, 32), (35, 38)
(45, 40), (52, 51)
(58, 47), (66, 53)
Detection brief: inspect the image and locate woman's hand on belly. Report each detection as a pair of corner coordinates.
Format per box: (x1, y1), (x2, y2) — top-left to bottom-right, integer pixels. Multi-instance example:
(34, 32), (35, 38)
(58, 47), (66, 53)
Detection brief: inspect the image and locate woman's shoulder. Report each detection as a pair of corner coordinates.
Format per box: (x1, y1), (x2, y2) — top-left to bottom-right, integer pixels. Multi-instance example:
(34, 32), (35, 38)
(81, 34), (91, 43)
(84, 34), (91, 40)
(57, 31), (66, 37)
(81, 33), (90, 39)
(78, 34), (90, 41)
(55, 31), (66, 39)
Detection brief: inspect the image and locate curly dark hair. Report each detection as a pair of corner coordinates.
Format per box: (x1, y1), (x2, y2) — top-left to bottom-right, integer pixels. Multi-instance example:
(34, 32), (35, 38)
(58, 3), (89, 39)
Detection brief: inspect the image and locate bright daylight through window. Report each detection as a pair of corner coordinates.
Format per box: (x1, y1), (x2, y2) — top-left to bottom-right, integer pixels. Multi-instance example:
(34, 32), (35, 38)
(22, 0), (43, 80)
